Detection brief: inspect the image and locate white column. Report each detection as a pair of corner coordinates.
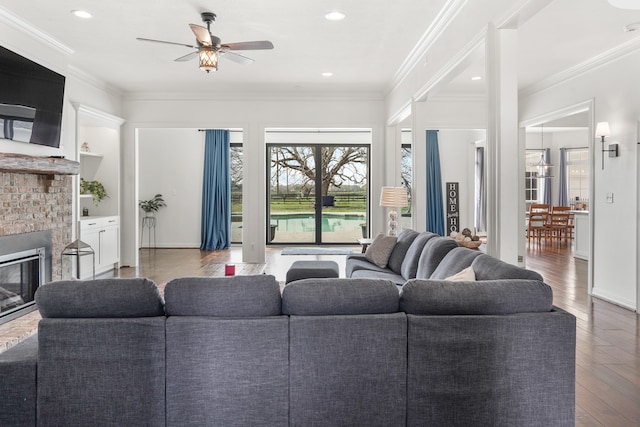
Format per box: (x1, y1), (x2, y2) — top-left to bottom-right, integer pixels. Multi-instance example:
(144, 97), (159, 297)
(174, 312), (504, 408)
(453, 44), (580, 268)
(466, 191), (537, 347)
(241, 123), (266, 263)
(485, 25), (520, 264)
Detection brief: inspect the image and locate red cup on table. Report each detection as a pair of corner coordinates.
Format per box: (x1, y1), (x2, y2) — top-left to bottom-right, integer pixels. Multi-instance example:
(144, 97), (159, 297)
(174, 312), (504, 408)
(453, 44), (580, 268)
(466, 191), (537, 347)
(225, 264), (235, 276)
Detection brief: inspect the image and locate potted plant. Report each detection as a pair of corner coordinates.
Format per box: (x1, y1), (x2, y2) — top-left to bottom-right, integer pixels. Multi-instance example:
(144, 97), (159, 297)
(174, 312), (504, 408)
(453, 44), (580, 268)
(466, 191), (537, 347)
(139, 194), (166, 216)
(80, 178), (108, 205)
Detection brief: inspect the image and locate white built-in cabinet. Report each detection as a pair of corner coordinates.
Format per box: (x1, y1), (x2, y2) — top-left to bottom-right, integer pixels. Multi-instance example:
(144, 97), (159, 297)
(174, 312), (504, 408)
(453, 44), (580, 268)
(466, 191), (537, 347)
(79, 216), (120, 277)
(73, 103), (125, 279)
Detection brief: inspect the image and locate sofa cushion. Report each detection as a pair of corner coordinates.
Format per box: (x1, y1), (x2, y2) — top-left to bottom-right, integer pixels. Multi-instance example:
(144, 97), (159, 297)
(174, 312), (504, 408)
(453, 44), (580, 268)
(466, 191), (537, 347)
(444, 266), (476, 281)
(35, 278), (165, 318)
(400, 279), (553, 315)
(365, 233), (397, 268)
(400, 232), (437, 280)
(430, 247), (484, 279)
(415, 237), (459, 279)
(165, 275), (281, 317)
(282, 278), (399, 315)
(346, 255), (393, 277)
(472, 254), (544, 281)
(350, 269), (406, 286)
(0, 334), (38, 427)
(387, 229), (419, 274)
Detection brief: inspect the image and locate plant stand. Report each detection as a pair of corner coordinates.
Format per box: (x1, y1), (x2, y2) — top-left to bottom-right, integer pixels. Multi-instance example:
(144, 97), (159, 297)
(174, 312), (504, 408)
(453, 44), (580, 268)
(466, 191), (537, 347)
(140, 216), (156, 249)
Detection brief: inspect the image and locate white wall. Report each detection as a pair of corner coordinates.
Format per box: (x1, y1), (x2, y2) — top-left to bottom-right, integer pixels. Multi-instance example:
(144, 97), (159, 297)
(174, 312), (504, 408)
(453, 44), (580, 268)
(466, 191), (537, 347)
(138, 128), (205, 247)
(122, 94), (386, 266)
(520, 51), (640, 310)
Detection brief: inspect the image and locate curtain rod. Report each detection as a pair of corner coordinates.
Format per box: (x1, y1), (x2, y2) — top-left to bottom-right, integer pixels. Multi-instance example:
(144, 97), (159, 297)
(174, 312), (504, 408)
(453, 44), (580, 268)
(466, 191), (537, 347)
(198, 129), (242, 133)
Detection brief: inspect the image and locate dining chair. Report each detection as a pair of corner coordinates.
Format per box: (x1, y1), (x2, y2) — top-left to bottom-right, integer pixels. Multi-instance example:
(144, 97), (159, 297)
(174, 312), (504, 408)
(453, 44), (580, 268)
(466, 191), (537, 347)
(546, 212), (570, 245)
(552, 206), (573, 240)
(527, 204), (550, 246)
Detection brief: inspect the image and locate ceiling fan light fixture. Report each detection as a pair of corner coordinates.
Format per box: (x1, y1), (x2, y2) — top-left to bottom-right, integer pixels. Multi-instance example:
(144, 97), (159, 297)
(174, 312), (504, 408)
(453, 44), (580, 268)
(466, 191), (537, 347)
(199, 48), (218, 73)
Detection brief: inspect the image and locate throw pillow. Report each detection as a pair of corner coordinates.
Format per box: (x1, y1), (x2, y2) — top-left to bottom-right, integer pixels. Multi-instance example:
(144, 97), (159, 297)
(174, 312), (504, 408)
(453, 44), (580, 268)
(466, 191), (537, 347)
(365, 233), (397, 268)
(444, 266), (476, 282)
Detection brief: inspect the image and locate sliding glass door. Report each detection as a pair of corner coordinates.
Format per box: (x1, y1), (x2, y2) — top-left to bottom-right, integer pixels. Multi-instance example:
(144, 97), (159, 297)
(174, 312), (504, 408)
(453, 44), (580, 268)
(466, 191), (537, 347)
(267, 144), (369, 244)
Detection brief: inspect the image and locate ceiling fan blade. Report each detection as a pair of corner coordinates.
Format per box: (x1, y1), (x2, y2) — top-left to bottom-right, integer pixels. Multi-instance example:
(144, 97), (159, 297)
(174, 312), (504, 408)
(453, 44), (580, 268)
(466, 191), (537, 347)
(220, 50), (254, 65)
(136, 37), (196, 49)
(174, 51), (198, 62)
(221, 41), (274, 51)
(189, 24), (212, 46)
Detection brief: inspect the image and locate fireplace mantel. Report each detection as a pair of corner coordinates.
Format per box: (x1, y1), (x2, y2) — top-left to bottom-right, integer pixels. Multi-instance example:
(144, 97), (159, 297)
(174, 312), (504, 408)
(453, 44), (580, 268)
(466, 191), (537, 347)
(0, 153), (79, 175)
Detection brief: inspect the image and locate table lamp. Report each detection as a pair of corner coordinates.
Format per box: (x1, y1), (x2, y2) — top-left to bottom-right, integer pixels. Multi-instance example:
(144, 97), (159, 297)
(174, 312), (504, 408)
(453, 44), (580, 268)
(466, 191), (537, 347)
(380, 186), (409, 236)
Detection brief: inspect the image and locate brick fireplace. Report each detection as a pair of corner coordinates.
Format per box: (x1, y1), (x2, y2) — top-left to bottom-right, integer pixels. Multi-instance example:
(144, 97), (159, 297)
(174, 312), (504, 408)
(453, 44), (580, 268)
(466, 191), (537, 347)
(0, 154), (78, 324)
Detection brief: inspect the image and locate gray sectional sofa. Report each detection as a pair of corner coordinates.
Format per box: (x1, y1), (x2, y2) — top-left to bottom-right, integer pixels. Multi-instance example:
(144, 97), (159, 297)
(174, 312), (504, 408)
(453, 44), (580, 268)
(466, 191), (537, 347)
(347, 229), (461, 285)
(347, 228), (544, 286)
(0, 246), (576, 426)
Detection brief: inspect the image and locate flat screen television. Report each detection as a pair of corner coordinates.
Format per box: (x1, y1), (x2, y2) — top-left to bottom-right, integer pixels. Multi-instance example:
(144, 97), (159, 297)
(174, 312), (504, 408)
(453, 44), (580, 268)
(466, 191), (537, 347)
(0, 45), (66, 148)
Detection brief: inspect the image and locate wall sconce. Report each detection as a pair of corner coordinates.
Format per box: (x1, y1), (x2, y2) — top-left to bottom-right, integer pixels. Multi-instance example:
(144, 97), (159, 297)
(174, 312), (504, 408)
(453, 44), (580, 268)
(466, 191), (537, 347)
(595, 121), (618, 170)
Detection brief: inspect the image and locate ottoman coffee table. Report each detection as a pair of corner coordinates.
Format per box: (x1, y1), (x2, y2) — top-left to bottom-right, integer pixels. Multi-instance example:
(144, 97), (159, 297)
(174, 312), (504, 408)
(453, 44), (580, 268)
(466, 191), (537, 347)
(285, 260), (340, 284)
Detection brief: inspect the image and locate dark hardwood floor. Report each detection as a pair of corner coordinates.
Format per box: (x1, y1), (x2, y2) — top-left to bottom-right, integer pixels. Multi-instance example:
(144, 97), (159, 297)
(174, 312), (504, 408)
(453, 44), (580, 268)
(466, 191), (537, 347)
(526, 242), (639, 426)
(116, 242), (639, 426)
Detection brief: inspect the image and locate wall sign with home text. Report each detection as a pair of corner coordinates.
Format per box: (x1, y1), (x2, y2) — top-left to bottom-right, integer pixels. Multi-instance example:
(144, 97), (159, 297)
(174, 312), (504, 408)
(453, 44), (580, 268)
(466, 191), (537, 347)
(446, 182), (459, 234)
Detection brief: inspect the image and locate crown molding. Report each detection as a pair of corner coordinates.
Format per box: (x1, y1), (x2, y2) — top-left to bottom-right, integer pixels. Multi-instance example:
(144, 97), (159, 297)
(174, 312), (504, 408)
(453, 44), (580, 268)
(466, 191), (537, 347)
(414, 30), (486, 102)
(386, 100), (413, 126)
(72, 103), (125, 126)
(388, 0), (468, 95)
(520, 37), (640, 98)
(123, 90), (385, 102)
(0, 6), (73, 55)
(67, 65), (124, 98)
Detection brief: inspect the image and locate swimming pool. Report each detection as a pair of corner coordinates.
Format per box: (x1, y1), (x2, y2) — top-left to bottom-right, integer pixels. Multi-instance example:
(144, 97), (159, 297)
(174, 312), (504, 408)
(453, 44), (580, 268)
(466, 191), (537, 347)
(270, 212), (366, 233)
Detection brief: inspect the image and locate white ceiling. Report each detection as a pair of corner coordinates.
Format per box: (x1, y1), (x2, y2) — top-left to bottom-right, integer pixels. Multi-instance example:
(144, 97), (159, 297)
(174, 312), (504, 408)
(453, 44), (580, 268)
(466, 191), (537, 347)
(0, 0), (639, 96)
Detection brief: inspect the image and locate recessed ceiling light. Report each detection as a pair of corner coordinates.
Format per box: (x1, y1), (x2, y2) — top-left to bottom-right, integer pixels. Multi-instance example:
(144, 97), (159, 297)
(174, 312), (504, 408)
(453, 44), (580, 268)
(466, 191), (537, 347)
(325, 11), (346, 21)
(322, 72), (334, 77)
(71, 10), (92, 19)
(471, 76), (482, 81)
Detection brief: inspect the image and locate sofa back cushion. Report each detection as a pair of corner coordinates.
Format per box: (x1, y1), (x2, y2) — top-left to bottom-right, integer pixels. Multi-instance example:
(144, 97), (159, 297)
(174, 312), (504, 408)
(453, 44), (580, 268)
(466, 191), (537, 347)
(387, 229), (419, 274)
(404, 308), (576, 426)
(282, 278), (399, 315)
(164, 275), (281, 317)
(400, 278), (553, 315)
(35, 278), (165, 318)
(415, 237), (459, 279)
(286, 278), (407, 426)
(429, 247), (484, 279)
(472, 254), (543, 281)
(400, 232), (438, 279)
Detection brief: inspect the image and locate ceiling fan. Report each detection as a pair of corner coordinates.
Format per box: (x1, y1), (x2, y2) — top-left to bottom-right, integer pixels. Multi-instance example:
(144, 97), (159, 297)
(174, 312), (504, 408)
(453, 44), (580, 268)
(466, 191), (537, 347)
(136, 12), (274, 73)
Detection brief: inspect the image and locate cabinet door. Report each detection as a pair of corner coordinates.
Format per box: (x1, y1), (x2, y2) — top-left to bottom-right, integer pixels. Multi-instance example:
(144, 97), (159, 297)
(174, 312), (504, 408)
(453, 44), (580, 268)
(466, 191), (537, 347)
(79, 228), (100, 279)
(100, 225), (119, 267)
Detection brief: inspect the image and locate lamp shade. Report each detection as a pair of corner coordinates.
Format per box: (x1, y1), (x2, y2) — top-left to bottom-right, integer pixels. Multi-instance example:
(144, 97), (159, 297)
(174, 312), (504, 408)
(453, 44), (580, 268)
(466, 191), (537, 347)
(199, 48), (218, 73)
(595, 122), (611, 138)
(379, 186), (408, 207)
